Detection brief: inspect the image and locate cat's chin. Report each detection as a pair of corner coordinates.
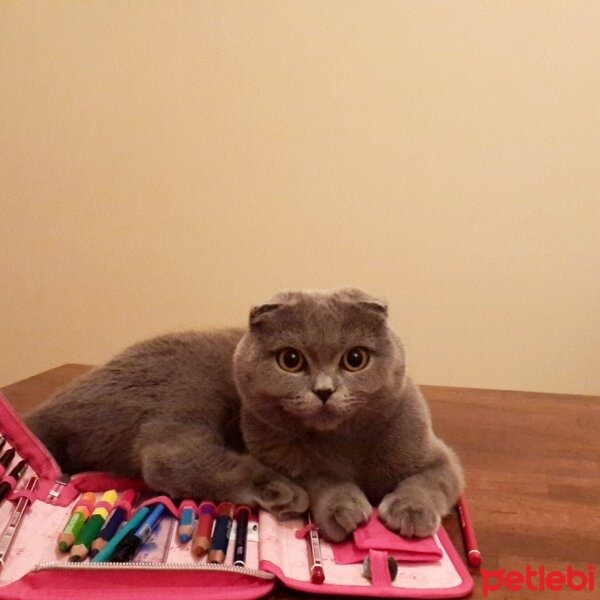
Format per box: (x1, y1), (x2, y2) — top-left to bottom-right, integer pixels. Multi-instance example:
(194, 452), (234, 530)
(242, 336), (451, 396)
(300, 408), (347, 432)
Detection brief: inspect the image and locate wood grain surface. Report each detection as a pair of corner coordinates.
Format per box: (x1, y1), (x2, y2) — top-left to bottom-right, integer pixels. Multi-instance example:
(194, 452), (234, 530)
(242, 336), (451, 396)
(2, 366), (599, 599)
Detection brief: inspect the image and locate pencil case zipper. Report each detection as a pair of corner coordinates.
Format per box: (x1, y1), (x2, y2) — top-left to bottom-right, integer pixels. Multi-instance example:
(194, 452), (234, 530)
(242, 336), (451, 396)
(0, 394), (72, 502)
(33, 560), (276, 579)
(1, 393), (62, 477)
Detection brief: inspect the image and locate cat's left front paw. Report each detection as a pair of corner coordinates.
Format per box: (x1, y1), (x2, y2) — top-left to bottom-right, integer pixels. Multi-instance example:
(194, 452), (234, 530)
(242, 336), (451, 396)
(311, 483), (372, 542)
(378, 488), (441, 538)
(253, 476), (310, 521)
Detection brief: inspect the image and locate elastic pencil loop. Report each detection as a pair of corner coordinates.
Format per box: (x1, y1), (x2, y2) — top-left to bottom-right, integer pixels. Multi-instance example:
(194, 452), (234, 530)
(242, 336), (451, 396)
(198, 500), (216, 514)
(294, 522), (318, 540)
(73, 498), (96, 513)
(112, 500), (133, 518)
(93, 500), (115, 513)
(113, 494), (137, 519)
(7, 487), (37, 504)
(137, 495), (179, 517)
(367, 549), (394, 587)
(178, 499), (198, 517)
(235, 504), (251, 518)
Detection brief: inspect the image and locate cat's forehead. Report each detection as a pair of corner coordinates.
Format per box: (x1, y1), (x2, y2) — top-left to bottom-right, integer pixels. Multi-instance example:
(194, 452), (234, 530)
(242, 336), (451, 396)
(249, 289), (388, 351)
(265, 287), (385, 308)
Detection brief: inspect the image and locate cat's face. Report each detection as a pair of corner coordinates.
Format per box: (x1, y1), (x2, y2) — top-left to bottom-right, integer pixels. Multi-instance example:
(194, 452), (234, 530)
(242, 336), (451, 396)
(233, 288), (406, 433)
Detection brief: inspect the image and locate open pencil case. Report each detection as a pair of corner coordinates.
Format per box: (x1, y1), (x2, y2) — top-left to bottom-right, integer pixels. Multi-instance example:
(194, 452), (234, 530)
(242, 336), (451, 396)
(0, 391), (473, 599)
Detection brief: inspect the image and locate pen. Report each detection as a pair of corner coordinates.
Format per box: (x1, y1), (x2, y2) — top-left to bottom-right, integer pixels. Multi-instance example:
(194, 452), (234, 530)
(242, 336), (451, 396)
(0, 460), (28, 503)
(111, 503), (167, 562)
(0, 449), (16, 476)
(92, 506), (151, 562)
(307, 514), (325, 584)
(457, 495), (482, 567)
(233, 505), (250, 567)
(0, 476), (38, 567)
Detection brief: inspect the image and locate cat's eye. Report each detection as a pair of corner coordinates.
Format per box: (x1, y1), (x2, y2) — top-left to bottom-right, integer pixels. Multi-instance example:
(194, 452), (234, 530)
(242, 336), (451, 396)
(341, 347), (369, 371)
(276, 348), (306, 373)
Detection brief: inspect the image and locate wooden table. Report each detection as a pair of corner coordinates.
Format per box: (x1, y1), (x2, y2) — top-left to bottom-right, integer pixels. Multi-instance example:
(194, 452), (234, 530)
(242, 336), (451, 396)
(2, 365), (599, 599)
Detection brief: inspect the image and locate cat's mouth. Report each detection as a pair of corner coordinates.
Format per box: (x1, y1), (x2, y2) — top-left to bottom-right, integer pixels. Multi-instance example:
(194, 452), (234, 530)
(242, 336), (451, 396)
(300, 404), (347, 431)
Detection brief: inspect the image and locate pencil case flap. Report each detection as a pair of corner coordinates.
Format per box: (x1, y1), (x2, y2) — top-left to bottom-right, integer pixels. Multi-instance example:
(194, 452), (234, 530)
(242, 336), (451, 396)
(68, 472), (148, 496)
(257, 511), (474, 598)
(332, 510), (443, 565)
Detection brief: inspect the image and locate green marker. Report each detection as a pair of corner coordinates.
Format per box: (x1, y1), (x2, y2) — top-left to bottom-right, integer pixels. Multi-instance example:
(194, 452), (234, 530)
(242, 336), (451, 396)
(57, 492), (96, 552)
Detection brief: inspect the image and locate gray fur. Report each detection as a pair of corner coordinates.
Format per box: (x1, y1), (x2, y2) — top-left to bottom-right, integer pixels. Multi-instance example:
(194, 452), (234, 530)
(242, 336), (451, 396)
(25, 287), (463, 540)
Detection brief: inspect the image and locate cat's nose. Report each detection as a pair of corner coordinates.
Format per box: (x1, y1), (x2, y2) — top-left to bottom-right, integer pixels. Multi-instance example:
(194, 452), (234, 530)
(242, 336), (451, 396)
(314, 388), (334, 403)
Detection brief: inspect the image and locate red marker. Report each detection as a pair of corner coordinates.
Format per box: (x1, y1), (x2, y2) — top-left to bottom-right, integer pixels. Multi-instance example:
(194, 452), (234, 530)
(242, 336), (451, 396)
(306, 514), (325, 584)
(456, 495), (482, 567)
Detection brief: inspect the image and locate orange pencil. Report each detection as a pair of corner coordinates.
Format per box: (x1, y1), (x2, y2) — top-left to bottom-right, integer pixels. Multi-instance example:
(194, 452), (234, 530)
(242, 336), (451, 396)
(192, 501), (216, 558)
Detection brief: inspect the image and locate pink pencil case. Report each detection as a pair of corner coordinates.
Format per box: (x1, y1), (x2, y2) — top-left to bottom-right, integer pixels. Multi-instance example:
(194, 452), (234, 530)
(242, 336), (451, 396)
(0, 391), (473, 599)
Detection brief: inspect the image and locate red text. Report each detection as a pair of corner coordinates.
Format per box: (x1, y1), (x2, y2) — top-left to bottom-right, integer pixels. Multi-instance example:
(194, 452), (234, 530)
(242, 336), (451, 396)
(482, 564), (596, 596)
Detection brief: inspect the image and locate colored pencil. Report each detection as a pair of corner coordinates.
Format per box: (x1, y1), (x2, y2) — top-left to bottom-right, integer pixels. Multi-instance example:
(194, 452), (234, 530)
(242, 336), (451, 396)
(111, 503), (167, 562)
(177, 503), (196, 543)
(92, 505), (150, 563)
(70, 490), (118, 561)
(90, 490), (136, 557)
(192, 501), (216, 558)
(208, 502), (234, 564)
(57, 492), (96, 552)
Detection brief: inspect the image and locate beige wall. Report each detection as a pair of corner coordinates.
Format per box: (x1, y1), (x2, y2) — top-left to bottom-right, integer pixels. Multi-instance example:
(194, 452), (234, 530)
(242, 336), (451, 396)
(1, 2), (599, 395)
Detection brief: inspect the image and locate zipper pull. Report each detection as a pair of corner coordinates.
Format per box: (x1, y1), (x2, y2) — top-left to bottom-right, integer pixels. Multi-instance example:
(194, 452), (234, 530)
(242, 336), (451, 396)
(47, 473), (70, 503)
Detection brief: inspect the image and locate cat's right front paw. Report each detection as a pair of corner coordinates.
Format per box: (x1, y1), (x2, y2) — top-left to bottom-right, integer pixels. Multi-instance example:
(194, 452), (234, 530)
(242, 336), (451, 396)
(311, 483), (372, 542)
(253, 476), (309, 521)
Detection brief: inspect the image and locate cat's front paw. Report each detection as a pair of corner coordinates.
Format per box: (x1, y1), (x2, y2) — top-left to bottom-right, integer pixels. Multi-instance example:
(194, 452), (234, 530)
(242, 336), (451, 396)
(253, 476), (309, 521)
(378, 488), (440, 538)
(312, 483), (372, 543)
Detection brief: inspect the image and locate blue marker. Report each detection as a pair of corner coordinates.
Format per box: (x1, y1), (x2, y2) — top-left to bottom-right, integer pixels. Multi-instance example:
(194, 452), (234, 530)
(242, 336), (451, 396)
(111, 503), (167, 562)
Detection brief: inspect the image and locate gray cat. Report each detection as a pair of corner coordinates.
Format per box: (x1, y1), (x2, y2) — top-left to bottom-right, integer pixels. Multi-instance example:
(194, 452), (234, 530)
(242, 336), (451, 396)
(25, 287), (463, 541)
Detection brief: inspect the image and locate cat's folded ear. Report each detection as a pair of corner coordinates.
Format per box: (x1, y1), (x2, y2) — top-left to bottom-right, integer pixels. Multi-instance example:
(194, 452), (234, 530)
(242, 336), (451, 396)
(249, 303), (282, 327)
(358, 299), (388, 317)
(333, 287), (388, 318)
